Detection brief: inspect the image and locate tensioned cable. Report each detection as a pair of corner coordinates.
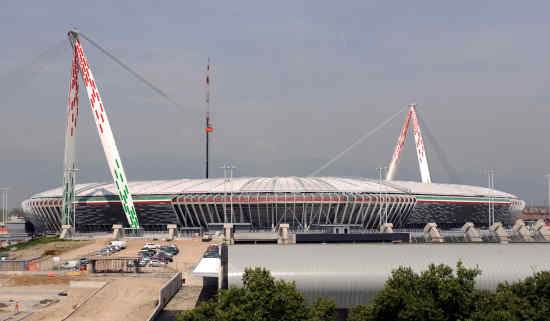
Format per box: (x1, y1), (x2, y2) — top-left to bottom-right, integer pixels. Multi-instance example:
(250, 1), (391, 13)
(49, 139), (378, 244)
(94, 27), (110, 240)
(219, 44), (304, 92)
(415, 108), (461, 184)
(0, 39), (67, 94)
(78, 32), (186, 112)
(309, 106), (409, 177)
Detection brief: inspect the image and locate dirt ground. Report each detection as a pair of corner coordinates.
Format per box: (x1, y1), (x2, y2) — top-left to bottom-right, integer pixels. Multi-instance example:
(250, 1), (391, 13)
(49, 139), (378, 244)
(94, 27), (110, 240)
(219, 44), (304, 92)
(0, 237), (219, 320)
(0, 276), (96, 321)
(8, 239), (99, 261)
(65, 277), (166, 321)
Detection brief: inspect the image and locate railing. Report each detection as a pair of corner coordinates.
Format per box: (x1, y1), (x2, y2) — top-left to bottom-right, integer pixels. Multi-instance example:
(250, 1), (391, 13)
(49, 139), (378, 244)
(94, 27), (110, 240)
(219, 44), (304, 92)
(147, 272), (183, 321)
(0, 258), (34, 271)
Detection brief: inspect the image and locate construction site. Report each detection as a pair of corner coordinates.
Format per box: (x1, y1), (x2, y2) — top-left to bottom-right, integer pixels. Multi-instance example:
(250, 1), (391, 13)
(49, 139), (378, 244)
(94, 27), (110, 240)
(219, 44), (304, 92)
(1, 25), (549, 320)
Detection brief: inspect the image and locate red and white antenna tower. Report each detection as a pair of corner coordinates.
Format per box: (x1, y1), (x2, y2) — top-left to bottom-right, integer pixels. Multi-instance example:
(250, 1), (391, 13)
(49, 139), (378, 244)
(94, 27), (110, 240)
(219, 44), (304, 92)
(205, 59), (213, 178)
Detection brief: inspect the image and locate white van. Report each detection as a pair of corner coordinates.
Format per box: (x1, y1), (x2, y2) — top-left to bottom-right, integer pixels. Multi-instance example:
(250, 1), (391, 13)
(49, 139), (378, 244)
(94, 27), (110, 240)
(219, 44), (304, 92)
(60, 260), (79, 269)
(108, 240), (127, 249)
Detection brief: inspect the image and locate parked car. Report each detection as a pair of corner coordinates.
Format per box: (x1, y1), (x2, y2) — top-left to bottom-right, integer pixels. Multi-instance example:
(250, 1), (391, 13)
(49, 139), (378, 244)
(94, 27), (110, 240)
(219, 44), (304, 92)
(139, 249), (155, 257)
(143, 243), (160, 249)
(98, 248), (112, 255)
(161, 246), (179, 255)
(201, 234), (212, 242)
(60, 260), (79, 270)
(79, 257), (89, 265)
(157, 252), (173, 262)
(152, 255), (169, 263)
(138, 257), (150, 267)
(149, 259), (166, 267)
(158, 249), (174, 257)
(203, 251), (219, 258)
(108, 240), (127, 249)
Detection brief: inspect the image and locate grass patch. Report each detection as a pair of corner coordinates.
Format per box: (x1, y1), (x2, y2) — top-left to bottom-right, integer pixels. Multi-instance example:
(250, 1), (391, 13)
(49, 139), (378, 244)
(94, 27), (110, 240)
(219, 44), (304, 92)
(0, 236), (78, 253)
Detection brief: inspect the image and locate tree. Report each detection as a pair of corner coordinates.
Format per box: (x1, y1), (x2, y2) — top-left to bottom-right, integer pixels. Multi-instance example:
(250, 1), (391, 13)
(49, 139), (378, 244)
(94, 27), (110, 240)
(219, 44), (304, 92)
(310, 297), (337, 321)
(348, 261), (481, 321)
(178, 267), (335, 321)
(471, 271), (550, 321)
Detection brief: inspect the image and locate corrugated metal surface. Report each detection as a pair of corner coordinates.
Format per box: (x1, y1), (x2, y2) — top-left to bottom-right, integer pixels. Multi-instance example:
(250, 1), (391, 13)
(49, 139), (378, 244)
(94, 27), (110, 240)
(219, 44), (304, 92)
(226, 243), (550, 308)
(27, 177), (518, 199)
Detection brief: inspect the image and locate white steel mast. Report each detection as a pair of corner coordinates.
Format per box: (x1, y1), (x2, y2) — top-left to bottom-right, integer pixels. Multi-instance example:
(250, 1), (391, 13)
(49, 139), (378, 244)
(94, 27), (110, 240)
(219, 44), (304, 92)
(67, 30), (140, 228)
(385, 103), (432, 184)
(386, 108), (412, 181)
(61, 46), (80, 226)
(410, 104), (431, 183)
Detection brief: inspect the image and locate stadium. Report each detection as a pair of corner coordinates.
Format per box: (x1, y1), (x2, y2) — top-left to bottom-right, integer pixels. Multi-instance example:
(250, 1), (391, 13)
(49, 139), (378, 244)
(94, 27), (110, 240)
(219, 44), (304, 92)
(20, 33), (526, 234)
(21, 177), (524, 233)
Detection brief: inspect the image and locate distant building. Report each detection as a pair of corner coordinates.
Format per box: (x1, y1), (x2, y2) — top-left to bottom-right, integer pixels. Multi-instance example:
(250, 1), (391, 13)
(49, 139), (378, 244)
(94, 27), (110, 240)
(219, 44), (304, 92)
(520, 206), (550, 224)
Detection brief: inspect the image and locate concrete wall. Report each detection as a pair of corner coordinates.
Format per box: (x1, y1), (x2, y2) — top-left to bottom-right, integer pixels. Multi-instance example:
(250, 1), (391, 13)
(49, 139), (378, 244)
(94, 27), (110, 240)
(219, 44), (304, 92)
(147, 272), (183, 321)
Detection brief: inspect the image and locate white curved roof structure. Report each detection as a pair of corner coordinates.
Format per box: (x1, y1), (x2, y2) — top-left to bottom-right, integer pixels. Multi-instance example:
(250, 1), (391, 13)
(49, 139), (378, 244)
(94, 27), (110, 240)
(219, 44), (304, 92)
(29, 176), (518, 199)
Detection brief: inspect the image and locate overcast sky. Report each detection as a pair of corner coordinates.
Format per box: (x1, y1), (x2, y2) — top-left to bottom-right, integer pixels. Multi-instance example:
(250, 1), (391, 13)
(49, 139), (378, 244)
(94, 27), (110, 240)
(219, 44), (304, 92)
(2, 1), (550, 209)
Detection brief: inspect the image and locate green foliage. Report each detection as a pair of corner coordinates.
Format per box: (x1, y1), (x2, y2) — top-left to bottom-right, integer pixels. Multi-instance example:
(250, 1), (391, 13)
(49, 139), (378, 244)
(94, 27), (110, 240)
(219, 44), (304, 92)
(349, 261), (482, 321)
(347, 304), (371, 321)
(180, 264), (550, 321)
(178, 267), (336, 321)
(471, 271), (550, 321)
(310, 297), (337, 321)
(0, 236), (76, 253)
(349, 262), (550, 321)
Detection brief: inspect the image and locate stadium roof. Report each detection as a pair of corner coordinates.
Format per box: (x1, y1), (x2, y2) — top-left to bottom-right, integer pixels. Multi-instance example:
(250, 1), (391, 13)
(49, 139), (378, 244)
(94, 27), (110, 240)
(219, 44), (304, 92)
(29, 177), (518, 199)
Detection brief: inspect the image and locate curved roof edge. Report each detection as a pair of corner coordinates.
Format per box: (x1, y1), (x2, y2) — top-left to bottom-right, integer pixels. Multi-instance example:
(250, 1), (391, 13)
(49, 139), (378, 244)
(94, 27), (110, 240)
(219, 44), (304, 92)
(25, 176), (520, 200)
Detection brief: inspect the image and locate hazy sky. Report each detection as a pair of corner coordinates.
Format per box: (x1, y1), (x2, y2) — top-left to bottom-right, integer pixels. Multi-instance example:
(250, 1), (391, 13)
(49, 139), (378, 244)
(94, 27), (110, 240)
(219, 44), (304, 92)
(2, 1), (550, 208)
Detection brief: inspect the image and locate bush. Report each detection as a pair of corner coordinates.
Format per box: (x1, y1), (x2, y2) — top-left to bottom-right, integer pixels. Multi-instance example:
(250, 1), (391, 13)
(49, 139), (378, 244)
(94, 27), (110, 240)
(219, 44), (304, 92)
(180, 264), (550, 321)
(349, 262), (550, 321)
(178, 267), (336, 321)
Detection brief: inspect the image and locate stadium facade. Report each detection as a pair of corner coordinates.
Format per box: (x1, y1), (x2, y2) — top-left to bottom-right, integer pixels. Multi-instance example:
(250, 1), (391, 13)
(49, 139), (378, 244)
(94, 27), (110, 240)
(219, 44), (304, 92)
(22, 177), (525, 233)
(20, 33), (526, 233)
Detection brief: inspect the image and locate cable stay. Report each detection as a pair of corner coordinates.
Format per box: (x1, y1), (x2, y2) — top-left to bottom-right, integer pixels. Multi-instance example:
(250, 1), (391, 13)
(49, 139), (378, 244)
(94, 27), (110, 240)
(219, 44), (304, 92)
(414, 108), (461, 184)
(77, 32), (186, 112)
(309, 106), (409, 177)
(0, 39), (67, 99)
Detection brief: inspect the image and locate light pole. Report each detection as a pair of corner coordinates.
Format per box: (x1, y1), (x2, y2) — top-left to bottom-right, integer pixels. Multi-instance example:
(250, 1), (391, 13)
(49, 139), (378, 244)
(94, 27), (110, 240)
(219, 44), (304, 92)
(64, 168), (79, 230)
(220, 165), (236, 223)
(487, 169), (495, 227)
(377, 166), (388, 228)
(0, 188), (8, 226)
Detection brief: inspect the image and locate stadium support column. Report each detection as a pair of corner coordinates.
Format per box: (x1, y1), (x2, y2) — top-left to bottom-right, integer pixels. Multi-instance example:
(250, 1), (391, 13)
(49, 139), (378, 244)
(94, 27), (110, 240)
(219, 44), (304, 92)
(386, 108), (412, 181)
(410, 104), (432, 184)
(67, 30), (140, 228)
(61, 46), (80, 227)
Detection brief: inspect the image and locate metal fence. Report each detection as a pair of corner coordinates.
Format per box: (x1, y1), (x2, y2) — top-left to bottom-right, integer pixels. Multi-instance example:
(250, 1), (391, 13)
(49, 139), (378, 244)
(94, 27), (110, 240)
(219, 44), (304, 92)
(0, 259), (32, 271)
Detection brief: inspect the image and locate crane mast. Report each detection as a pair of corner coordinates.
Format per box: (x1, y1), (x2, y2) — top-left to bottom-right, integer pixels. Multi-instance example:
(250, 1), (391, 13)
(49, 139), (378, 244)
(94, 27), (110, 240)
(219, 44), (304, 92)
(64, 30), (140, 228)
